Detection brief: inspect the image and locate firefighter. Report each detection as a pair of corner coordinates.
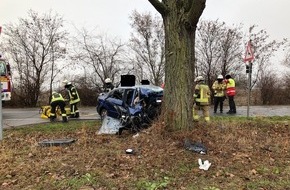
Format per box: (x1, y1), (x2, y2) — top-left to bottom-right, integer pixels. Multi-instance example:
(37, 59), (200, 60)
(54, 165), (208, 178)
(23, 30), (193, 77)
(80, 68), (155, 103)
(224, 74), (236, 114)
(193, 76), (211, 122)
(103, 78), (114, 93)
(212, 74), (226, 113)
(63, 80), (81, 118)
(50, 91), (68, 122)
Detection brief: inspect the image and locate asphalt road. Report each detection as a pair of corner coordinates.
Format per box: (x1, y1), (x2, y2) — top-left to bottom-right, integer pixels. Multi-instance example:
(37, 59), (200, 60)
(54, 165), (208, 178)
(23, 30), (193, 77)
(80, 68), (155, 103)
(220, 105), (290, 117)
(2, 107), (100, 129)
(1, 105), (290, 129)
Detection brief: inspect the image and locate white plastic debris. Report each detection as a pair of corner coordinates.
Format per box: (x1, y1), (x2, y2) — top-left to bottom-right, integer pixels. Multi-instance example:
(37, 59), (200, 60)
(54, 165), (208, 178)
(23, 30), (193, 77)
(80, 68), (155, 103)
(98, 116), (122, 134)
(133, 133), (139, 138)
(125, 148), (134, 154)
(198, 158), (211, 171)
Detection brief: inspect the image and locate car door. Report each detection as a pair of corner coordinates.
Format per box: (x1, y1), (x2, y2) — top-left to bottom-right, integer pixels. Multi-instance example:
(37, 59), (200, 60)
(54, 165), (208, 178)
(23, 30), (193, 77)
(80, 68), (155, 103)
(124, 88), (135, 107)
(105, 88), (125, 118)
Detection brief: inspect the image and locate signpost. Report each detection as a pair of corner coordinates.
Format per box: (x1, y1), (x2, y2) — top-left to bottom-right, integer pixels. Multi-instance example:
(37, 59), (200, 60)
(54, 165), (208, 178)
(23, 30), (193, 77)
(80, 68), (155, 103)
(244, 40), (254, 118)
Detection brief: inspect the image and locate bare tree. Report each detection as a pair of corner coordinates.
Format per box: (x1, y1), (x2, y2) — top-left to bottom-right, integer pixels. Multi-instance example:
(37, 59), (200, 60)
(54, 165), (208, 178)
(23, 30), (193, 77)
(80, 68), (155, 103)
(196, 20), (224, 80)
(281, 73), (290, 104)
(248, 25), (287, 89)
(129, 10), (165, 86)
(256, 69), (279, 105)
(2, 10), (68, 106)
(148, 0), (205, 131)
(71, 28), (126, 89)
(196, 20), (243, 92)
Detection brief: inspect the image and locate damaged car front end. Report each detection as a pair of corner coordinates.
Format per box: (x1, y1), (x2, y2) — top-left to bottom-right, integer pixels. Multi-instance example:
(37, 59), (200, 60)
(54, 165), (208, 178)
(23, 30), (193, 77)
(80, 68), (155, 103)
(97, 85), (163, 134)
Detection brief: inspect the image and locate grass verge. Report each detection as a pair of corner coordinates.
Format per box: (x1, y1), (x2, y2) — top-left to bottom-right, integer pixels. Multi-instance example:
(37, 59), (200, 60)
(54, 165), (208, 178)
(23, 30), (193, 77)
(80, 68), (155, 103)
(1, 117), (290, 189)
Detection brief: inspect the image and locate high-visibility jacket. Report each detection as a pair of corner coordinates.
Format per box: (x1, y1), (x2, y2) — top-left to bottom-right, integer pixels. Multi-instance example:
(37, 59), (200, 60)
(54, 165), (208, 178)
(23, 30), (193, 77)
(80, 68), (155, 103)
(194, 84), (210, 105)
(51, 93), (65, 103)
(212, 81), (226, 97)
(67, 85), (80, 104)
(225, 78), (236, 96)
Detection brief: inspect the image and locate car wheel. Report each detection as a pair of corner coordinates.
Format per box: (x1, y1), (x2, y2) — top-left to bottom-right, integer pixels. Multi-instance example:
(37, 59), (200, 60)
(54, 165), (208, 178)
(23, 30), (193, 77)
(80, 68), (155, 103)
(100, 109), (107, 120)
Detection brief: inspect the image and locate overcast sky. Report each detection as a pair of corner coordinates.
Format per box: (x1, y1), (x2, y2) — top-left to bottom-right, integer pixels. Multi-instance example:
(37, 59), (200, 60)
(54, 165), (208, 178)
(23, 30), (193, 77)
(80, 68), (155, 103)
(1, 0), (290, 65)
(1, 0), (290, 42)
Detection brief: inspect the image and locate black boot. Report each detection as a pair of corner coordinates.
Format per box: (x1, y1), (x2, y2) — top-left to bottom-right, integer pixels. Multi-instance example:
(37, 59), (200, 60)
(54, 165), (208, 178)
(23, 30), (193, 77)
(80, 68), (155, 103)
(62, 116), (68, 122)
(50, 116), (56, 122)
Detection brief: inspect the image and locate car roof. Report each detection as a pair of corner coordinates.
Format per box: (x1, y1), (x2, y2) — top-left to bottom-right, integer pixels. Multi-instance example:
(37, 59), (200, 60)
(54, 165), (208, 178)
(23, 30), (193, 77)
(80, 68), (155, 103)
(116, 85), (163, 91)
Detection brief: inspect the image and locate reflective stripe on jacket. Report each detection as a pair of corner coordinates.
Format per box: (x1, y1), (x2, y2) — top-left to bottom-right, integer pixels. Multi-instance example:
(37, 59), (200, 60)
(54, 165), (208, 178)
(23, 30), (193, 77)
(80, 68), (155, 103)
(212, 81), (226, 97)
(194, 84), (210, 105)
(226, 78), (236, 96)
(51, 93), (64, 103)
(67, 86), (80, 104)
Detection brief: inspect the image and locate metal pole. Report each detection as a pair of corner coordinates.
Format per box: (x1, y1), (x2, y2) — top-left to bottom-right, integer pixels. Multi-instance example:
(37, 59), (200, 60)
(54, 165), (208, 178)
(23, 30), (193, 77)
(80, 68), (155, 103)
(246, 62), (252, 118)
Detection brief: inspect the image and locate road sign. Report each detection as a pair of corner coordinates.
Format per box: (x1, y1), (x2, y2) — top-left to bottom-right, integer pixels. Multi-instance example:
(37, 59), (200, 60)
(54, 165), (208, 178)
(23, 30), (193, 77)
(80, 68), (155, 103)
(244, 41), (254, 62)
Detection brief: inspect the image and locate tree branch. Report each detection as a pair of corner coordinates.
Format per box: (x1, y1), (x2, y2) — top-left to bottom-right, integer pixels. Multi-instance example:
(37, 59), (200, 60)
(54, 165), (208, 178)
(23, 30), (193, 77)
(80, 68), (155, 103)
(187, 0), (206, 28)
(148, 0), (168, 15)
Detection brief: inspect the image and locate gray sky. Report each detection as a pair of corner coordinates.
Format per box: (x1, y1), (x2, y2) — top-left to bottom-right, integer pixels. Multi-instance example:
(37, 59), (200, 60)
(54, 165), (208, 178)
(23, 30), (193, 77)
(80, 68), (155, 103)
(204, 0), (290, 42)
(1, 0), (290, 65)
(1, 0), (290, 42)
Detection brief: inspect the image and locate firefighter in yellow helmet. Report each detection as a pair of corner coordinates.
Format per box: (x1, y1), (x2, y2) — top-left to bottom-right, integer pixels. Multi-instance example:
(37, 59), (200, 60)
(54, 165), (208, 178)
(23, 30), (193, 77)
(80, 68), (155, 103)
(193, 76), (211, 122)
(50, 91), (68, 122)
(63, 80), (81, 118)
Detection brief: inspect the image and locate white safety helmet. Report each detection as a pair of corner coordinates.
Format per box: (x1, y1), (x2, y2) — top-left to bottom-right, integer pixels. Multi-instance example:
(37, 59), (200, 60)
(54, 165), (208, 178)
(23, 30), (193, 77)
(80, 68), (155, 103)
(217, 75), (223, 80)
(195, 76), (204, 82)
(105, 78), (112, 83)
(63, 80), (72, 86)
(62, 80), (68, 85)
(52, 91), (58, 95)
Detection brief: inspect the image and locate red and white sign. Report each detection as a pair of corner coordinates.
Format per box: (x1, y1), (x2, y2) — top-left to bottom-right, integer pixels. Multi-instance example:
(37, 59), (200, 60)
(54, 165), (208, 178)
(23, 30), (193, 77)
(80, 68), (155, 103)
(0, 26), (2, 35)
(244, 41), (254, 62)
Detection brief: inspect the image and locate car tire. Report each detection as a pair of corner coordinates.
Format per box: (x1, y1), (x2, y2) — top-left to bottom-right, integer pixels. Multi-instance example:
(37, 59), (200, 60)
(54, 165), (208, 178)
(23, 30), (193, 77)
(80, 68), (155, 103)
(100, 108), (107, 120)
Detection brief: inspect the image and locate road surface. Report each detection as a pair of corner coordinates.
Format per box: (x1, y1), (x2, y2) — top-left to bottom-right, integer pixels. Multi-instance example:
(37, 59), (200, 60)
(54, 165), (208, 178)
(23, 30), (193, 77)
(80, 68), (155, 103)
(2, 107), (100, 129)
(1, 105), (290, 128)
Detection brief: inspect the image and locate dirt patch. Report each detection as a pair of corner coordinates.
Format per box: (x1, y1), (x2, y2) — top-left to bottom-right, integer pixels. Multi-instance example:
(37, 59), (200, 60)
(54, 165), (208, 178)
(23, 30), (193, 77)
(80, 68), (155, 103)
(0, 119), (290, 189)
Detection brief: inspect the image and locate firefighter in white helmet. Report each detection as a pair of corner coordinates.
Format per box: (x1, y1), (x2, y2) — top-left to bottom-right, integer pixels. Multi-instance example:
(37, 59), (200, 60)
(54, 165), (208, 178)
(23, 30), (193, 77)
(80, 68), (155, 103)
(193, 76), (211, 122)
(103, 78), (114, 93)
(63, 80), (80, 118)
(212, 74), (226, 113)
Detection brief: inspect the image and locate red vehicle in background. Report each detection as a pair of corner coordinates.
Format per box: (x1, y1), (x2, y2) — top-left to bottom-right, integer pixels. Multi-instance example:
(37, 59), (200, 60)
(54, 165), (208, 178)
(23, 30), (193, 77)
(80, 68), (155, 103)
(0, 58), (12, 101)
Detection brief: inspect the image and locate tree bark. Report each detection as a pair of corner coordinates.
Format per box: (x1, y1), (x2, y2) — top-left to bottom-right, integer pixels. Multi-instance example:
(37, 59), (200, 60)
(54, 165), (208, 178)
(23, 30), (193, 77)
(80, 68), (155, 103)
(148, 0), (206, 131)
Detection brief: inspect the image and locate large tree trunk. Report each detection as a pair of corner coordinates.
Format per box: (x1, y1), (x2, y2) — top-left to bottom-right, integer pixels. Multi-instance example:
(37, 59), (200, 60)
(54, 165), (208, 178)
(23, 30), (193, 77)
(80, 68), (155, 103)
(163, 15), (196, 131)
(148, 0), (206, 131)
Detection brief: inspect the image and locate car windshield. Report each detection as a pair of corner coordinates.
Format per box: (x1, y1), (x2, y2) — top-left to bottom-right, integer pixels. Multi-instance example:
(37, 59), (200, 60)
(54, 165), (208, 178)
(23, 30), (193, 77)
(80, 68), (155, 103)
(137, 85), (163, 96)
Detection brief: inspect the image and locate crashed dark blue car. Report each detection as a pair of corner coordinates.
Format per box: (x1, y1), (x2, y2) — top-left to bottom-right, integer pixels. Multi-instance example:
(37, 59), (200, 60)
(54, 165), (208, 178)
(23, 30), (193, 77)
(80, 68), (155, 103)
(96, 85), (163, 133)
